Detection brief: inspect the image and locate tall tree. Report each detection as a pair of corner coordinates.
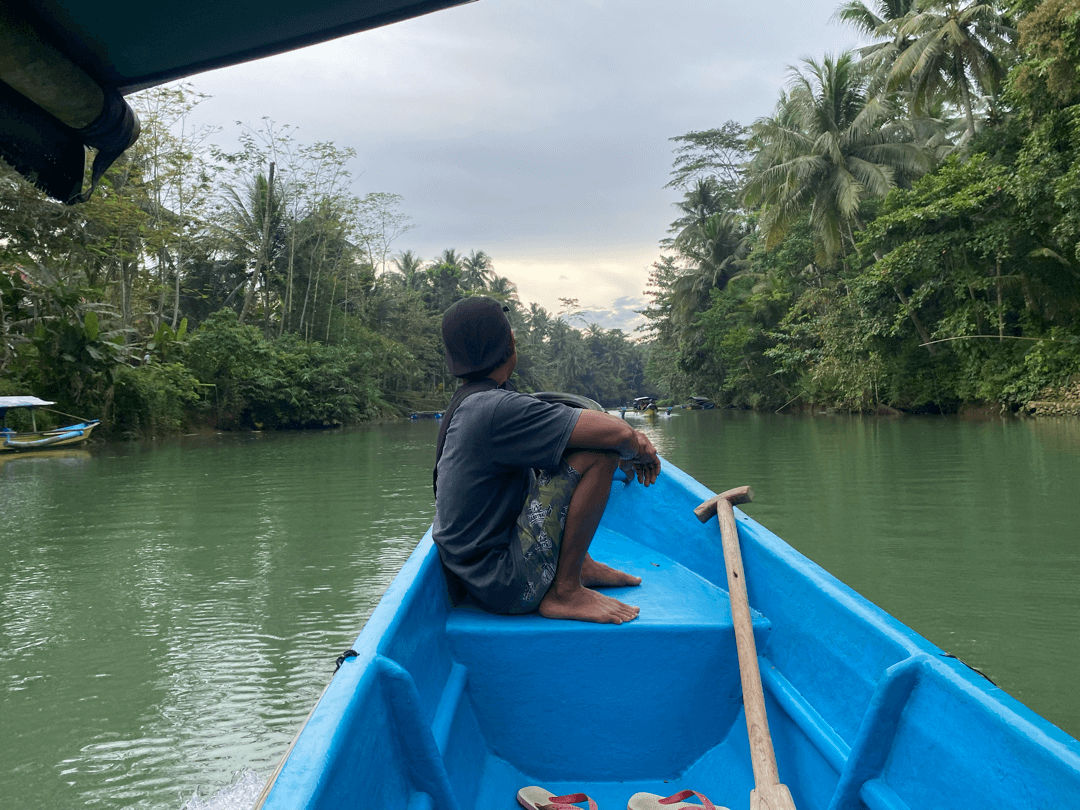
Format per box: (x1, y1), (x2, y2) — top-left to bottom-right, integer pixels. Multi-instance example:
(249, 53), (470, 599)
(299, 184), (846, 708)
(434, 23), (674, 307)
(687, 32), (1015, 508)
(666, 122), (750, 204)
(393, 250), (427, 292)
(836, 0), (921, 84)
(461, 249), (494, 291)
(217, 165), (285, 326)
(671, 213), (752, 327)
(889, 0), (1015, 141)
(669, 178), (731, 250)
(744, 52), (928, 265)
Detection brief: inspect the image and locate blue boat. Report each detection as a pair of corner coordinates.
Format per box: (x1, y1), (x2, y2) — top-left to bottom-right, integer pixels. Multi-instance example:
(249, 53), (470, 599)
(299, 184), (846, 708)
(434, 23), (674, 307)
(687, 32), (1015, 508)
(410, 411), (445, 420)
(256, 459), (1080, 809)
(0, 397), (100, 452)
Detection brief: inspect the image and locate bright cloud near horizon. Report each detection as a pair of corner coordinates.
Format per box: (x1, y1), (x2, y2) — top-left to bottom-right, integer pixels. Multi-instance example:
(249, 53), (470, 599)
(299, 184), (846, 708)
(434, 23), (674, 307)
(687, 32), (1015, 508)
(180, 0), (859, 330)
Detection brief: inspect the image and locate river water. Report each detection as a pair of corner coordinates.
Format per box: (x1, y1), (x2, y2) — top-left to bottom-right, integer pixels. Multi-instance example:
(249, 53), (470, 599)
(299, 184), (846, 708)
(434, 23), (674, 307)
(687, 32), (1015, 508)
(1, 411), (1078, 807)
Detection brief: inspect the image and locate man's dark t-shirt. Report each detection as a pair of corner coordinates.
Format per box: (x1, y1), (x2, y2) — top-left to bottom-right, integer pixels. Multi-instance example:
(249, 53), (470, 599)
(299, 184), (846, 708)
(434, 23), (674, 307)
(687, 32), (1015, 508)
(433, 389), (580, 611)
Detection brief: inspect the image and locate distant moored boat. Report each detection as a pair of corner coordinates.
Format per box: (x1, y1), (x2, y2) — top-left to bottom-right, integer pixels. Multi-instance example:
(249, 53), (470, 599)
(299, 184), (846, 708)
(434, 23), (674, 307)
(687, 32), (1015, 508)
(409, 411), (444, 420)
(0, 396), (100, 452)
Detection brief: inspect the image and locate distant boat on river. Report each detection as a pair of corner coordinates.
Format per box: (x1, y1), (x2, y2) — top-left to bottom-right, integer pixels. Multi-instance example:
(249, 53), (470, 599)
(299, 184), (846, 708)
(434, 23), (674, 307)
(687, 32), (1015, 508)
(409, 411), (444, 420)
(0, 397), (100, 452)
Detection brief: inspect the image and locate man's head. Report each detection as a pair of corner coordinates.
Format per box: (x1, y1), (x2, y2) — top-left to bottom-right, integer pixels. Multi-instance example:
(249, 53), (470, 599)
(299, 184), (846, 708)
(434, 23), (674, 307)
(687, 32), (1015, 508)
(442, 296), (515, 380)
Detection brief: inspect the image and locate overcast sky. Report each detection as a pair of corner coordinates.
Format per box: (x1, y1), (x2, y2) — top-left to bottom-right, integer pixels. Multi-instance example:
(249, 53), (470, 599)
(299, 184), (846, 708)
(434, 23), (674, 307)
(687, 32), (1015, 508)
(182, 0), (860, 330)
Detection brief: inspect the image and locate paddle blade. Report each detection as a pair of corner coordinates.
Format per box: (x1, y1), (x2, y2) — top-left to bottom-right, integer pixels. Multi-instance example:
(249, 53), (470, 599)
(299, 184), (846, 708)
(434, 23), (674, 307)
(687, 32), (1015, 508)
(750, 783), (796, 810)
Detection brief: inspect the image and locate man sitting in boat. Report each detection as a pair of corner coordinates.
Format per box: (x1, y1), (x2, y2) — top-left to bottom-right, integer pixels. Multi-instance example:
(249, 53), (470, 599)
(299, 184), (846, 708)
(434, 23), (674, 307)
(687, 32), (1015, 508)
(434, 297), (660, 624)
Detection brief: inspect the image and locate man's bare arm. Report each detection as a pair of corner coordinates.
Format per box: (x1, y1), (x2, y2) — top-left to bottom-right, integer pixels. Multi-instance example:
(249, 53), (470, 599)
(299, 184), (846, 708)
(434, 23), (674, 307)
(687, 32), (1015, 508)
(567, 410), (660, 486)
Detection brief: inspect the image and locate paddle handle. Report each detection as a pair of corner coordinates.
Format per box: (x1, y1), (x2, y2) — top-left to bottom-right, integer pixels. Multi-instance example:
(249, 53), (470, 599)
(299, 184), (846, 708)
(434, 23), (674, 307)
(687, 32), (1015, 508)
(716, 498), (782, 792)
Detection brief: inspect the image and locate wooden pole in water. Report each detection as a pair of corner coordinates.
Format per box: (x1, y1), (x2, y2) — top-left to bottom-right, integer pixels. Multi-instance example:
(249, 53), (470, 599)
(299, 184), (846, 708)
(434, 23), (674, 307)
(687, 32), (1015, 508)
(695, 487), (796, 810)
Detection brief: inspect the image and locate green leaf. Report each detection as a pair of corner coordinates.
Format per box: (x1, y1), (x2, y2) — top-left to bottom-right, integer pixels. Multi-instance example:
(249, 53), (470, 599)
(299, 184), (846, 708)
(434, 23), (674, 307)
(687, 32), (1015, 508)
(84, 310), (100, 341)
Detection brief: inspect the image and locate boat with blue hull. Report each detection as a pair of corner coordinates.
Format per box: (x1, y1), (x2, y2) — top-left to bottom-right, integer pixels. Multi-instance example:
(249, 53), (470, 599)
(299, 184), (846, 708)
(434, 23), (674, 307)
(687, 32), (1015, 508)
(257, 459), (1080, 809)
(0, 397), (100, 452)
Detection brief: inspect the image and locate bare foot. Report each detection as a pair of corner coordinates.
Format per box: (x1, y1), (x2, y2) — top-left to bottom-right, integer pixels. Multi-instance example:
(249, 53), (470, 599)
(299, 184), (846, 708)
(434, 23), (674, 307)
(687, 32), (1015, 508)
(538, 584), (639, 624)
(582, 555), (642, 588)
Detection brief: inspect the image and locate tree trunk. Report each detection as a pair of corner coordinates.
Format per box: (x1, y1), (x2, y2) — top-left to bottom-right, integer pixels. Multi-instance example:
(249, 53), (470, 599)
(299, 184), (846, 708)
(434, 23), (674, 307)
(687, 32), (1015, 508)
(281, 226), (296, 337)
(342, 261), (349, 344)
(892, 283), (937, 353)
(326, 275), (337, 343)
(121, 257), (133, 329)
(172, 236), (183, 330)
(958, 62), (977, 142)
(996, 255), (1004, 340)
(299, 227), (327, 339)
(240, 161), (275, 324)
(171, 159), (185, 330)
(0, 287), (8, 372)
(157, 247), (168, 327)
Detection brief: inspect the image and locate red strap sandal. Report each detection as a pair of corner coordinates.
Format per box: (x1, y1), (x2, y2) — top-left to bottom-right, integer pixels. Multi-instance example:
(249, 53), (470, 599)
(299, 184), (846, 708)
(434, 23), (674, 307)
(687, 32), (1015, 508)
(518, 786), (600, 810)
(627, 789), (726, 810)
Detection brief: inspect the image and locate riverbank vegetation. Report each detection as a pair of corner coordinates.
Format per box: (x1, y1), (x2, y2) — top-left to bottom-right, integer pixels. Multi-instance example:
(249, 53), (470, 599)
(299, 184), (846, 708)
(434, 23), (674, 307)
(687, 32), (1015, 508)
(644, 0), (1080, 413)
(0, 87), (646, 436)
(6, 0), (1080, 435)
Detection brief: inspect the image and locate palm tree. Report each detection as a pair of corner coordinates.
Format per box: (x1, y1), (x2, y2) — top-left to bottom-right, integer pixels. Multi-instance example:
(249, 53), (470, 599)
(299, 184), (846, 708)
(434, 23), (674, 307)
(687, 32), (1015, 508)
(685, 214), (752, 290)
(461, 249), (494, 291)
(837, 0), (963, 163)
(426, 250), (463, 313)
(836, 0), (917, 36)
(888, 0), (1015, 141)
(836, 0), (920, 83)
(485, 275), (520, 308)
(437, 248), (462, 272)
(743, 52), (928, 266)
(670, 213), (752, 328)
(669, 177), (729, 250)
(393, 250), (426, 292)
(217, 165), (286, 324)
(548, 318), (586, 392)
(527, 303), (551, 342)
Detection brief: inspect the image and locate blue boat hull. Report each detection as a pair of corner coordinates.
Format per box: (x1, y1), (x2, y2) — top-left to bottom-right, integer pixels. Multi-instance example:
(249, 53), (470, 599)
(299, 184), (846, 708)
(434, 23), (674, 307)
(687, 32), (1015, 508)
(259, 460), (1080, 809)
(0, 420), (99, 451)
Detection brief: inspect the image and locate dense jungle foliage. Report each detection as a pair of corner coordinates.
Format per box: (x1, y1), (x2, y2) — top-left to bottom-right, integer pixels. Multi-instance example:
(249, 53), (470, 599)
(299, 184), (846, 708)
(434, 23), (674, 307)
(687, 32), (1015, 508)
(644, 0), (1080, 413)
(5, 0), (1080, 436)
(0, 88), (647, 436)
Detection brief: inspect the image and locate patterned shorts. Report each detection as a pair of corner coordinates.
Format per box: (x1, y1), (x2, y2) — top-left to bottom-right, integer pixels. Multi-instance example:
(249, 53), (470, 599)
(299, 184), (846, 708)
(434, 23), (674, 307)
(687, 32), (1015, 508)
(506, 459), (581, 613)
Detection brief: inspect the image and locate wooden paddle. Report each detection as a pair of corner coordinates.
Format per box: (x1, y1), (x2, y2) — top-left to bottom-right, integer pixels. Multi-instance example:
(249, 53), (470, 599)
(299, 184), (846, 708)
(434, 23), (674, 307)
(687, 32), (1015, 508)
(696, 487), (796, 810)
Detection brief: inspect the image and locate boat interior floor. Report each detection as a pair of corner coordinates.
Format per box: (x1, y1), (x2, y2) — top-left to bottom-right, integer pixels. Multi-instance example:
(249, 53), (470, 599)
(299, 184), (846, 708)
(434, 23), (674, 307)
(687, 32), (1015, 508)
(444, 526), (764, 810)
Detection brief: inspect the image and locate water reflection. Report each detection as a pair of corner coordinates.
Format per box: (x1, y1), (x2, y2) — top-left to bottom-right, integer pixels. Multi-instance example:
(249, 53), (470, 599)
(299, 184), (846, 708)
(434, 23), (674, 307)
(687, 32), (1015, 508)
(0, 424), (438, 807)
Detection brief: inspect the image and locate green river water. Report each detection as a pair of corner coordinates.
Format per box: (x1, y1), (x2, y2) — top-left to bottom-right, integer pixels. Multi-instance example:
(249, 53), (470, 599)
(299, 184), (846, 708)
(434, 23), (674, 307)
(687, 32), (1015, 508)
(1, 411), (1078, 807)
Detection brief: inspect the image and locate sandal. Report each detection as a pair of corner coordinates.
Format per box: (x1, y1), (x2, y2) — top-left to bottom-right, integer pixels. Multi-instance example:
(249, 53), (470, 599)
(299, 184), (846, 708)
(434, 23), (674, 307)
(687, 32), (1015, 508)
(518, 786), (599, 810)
(627, 789), (727, 810)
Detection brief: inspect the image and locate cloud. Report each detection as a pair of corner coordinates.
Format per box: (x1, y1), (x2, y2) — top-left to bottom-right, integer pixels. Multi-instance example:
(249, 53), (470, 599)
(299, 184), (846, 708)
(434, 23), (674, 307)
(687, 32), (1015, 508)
(577, 295), (650, 333)
(491, 242), (656, 317)
(183, 0), (859, 317)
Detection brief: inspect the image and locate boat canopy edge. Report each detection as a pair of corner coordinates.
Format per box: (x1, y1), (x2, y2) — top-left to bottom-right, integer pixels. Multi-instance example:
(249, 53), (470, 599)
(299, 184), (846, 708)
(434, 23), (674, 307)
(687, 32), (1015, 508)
(0, 396), (56, 408)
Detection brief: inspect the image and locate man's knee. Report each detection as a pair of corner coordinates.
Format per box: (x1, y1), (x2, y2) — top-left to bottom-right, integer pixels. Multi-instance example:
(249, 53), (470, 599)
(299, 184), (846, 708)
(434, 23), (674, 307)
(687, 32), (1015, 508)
(566, 449), (619, 476)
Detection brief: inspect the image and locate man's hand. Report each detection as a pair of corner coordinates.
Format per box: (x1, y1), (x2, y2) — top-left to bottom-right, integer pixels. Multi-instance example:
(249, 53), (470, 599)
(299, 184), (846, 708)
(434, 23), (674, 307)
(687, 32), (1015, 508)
(568, 411), (661, 485)
(620, 429), (660, 486)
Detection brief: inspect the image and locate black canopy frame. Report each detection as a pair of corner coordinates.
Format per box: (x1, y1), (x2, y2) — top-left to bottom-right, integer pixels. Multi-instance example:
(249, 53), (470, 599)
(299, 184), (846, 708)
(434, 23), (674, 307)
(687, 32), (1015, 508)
(0, 0), (474, 202)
